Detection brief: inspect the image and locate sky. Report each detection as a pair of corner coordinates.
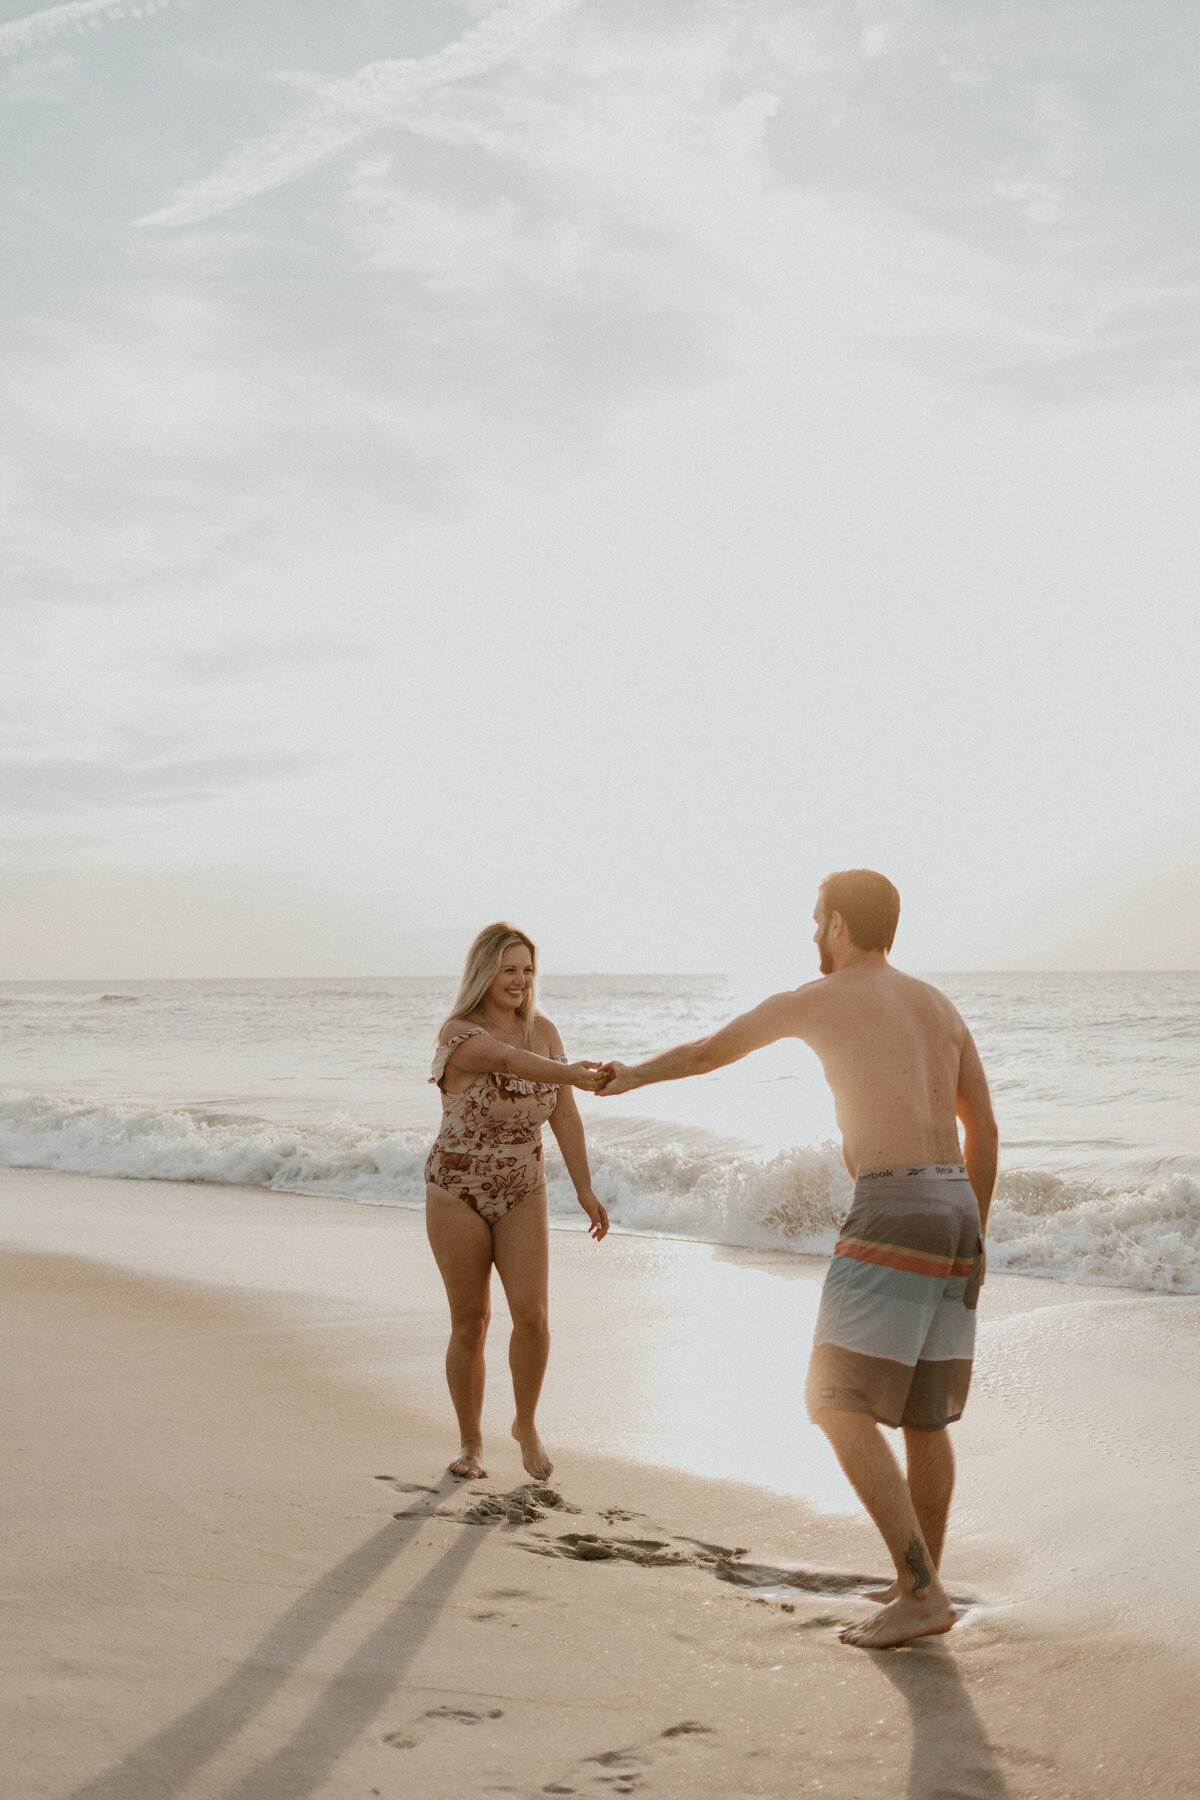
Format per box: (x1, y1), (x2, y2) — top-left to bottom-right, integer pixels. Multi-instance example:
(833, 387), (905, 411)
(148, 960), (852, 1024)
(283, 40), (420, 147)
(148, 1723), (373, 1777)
(3, 0), (1199, 978)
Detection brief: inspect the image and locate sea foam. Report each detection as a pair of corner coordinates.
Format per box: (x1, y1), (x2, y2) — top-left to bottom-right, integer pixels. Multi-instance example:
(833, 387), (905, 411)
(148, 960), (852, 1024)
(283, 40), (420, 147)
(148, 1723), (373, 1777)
(3, 1093), (1199, 1295)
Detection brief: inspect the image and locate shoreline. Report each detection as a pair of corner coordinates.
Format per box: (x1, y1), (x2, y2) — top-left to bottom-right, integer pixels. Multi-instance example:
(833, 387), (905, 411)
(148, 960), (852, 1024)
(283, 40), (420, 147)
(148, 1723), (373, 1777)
(3, 1166), (1200, 1796)
(3, 1124), (1197, 1300)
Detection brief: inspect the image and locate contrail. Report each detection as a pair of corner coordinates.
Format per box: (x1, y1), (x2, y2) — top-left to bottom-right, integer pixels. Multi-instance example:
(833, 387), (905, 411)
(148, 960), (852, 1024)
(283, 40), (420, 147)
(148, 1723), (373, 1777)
(0, 0), (176, 58)
(136, 0), (581, 229)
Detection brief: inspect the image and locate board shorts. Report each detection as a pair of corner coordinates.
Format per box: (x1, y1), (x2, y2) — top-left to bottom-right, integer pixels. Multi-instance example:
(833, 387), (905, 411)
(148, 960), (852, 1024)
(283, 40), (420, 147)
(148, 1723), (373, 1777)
(805, 1164), (984, 1432)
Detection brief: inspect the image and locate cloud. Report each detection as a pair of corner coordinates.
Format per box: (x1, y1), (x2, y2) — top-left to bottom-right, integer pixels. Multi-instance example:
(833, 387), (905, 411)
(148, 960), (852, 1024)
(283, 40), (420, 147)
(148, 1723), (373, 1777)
(0, 744), (310, 815)
(2, 4), (733, 605)
(0, 0), (177, 59)
(726, 0), (1200, 396)
(5, 0), (1200, 611)
(135, 0), (582, 229)
(164, 635), (370, 683)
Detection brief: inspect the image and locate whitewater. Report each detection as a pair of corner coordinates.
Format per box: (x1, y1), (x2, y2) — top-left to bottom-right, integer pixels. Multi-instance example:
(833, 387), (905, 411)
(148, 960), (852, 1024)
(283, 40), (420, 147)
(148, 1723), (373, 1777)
(1, 972), (1198, 1294)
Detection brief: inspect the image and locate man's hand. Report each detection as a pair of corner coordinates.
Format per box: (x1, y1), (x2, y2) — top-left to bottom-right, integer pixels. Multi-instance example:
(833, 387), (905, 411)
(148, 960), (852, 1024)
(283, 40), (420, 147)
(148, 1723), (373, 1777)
(595, 1061), (640, 1096)
(567, 1061), (611, 1091)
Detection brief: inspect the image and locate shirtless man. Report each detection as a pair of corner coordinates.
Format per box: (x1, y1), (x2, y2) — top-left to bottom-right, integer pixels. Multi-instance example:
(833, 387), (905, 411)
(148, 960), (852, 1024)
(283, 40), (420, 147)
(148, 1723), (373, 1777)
(597, 868), (998, 1650)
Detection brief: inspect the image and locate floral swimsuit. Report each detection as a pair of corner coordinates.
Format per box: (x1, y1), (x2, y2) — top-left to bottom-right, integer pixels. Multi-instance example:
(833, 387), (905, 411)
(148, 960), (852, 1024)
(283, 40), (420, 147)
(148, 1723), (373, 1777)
(425, 1027), (566, 1224)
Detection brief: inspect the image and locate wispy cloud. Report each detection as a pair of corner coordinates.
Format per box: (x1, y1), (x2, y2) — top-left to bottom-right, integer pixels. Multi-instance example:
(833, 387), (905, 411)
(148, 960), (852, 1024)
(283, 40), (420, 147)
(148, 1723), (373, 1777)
(136, 0), (581, 229)
(729, 0), (1200, 396)
(0, 745), (310, 814)
(5, 0), (1200, 612)
(0, 0), (177, 59)
(166, 636), (370, 683)
(3, 7), (730, 607)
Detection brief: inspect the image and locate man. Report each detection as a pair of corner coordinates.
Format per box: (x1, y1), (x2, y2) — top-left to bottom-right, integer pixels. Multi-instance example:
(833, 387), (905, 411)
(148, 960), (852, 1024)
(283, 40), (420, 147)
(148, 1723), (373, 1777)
(597, 869), (998, 1650)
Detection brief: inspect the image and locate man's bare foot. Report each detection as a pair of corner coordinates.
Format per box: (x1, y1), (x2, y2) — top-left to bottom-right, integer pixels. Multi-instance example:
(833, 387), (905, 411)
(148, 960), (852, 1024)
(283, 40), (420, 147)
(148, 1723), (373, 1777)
(448, 1446), (485, 1479)
(512, 1420), (553, 1481)
(839, 1588), (956, 1650)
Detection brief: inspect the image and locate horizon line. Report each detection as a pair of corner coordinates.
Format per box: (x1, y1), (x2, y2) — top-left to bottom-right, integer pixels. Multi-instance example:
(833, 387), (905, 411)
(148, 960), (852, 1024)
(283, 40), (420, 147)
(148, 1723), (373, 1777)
(1, 967), (1198, 984)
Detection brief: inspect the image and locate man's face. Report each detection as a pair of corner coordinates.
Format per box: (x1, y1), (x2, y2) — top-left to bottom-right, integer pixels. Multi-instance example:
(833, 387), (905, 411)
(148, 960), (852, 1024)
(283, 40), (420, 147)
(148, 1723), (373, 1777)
(813, 903), (835, 975)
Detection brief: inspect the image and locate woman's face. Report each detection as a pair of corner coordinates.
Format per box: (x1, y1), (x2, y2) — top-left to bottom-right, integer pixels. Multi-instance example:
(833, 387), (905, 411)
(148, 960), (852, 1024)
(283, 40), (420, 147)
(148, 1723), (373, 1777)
(488, 944), (534, 1012)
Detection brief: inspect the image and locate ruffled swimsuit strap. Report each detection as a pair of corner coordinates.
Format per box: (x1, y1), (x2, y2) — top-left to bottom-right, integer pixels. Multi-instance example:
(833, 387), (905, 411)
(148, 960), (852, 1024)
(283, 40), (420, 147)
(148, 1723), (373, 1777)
(430, 1026), (486, 1088)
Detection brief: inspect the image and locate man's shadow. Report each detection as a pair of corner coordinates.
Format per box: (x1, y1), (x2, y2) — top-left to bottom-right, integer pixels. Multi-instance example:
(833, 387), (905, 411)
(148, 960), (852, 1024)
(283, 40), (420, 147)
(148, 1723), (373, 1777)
(871, 1640), (1010, 1799)
(71, 1480), (483, 1800)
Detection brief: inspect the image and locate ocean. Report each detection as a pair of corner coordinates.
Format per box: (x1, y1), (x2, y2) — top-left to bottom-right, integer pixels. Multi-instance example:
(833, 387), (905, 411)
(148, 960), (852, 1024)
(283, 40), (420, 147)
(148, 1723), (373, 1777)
(1, 971), (1197, 1294)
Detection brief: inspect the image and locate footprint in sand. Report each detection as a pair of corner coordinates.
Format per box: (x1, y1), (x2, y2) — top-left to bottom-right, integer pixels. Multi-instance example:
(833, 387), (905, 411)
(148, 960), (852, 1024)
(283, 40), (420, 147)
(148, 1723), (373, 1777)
(373, 1475), (438, 1494)
(383, 1705), (503, 1750)
(460, 1484), (582, 1526)
(524, 1531), (747, 1570)
(424, 1705), (505, 1724)
(542, 1723), (716, 1796)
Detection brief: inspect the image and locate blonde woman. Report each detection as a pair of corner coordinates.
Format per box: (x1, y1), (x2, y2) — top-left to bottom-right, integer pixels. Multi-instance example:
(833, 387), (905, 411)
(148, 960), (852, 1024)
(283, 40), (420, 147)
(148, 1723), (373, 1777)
(426, 923), (609, 1482)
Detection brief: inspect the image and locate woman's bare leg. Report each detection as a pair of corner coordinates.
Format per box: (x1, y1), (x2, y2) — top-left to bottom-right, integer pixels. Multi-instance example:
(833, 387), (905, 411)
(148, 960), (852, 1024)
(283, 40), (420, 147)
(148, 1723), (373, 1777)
(491, 1191), (552, 1481)
(425, 1185), (494, 1478)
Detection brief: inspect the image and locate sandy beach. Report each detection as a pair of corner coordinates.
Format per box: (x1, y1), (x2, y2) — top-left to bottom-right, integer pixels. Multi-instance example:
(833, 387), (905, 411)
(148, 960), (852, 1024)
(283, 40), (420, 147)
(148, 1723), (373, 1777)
(3, 1166), (1199, 1800)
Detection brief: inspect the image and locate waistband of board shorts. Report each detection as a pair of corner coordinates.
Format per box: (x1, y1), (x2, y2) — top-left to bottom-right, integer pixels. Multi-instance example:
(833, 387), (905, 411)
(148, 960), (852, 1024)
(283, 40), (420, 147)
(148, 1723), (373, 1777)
(854, 1163), (968, 1183)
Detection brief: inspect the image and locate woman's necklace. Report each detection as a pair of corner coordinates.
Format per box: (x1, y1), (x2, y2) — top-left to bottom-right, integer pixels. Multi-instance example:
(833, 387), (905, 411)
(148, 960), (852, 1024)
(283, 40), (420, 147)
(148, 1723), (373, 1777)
(474, 1011), (522, 1042)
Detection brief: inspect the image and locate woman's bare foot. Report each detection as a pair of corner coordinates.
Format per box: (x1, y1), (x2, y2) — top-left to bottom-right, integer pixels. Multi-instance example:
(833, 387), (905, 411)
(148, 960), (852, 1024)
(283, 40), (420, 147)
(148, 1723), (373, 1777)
(512, 1419), (553, 1481)
(861, 1580), (899, 1605)
(839, 1587), (956, 1650)
(448, 1445), (485, 1479)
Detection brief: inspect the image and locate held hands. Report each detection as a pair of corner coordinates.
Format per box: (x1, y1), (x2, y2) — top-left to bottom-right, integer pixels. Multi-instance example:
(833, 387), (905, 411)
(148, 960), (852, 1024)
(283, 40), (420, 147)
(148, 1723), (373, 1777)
(568, 1061), (612, 1091)
(592, 1060), (639, 1097)
(565, 1059), (641, 1094)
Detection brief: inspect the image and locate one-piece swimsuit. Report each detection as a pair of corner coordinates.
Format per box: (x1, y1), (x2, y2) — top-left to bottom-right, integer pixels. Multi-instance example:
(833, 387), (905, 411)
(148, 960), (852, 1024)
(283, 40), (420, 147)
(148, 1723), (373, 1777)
(425, 1027), (566, 1224)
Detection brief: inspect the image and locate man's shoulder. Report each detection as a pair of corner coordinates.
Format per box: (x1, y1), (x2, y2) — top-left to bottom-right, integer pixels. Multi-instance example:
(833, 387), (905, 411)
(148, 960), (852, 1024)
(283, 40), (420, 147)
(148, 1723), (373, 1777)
(760, 979), (825, 1016)
(813, 966), (964, 1028)
(754, 977), (833, 1035)
(890, 969), (967, 1034)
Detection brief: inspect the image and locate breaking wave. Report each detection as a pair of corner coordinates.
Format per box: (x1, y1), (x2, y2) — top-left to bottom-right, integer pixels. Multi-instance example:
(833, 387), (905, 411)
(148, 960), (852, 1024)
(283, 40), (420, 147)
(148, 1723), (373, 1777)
(2, 1093), (1199, 1295)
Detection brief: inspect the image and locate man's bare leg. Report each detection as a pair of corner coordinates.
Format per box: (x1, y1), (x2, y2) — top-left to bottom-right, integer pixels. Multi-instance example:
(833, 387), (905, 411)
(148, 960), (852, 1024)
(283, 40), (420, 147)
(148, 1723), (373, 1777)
(815, 1407), (956, 1648)
(863, 1425), (955, 1603)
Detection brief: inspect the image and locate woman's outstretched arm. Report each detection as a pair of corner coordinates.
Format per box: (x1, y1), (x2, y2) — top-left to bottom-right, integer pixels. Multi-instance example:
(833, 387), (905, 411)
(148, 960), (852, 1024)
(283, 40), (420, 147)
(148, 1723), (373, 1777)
(443, 1021), (605, 1091)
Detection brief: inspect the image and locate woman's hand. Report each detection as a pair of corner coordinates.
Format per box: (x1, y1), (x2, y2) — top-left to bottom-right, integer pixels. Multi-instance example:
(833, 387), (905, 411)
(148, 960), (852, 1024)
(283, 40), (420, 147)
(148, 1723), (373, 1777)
(577, 1190), (609, 1241)
(594, 1061), (640, 1096)
(566, 1060), (608, 1091)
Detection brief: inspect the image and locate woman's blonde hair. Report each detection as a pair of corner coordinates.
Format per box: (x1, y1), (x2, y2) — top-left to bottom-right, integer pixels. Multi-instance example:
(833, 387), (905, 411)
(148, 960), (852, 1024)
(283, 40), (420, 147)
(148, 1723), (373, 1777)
(442, 923), (539, 1044)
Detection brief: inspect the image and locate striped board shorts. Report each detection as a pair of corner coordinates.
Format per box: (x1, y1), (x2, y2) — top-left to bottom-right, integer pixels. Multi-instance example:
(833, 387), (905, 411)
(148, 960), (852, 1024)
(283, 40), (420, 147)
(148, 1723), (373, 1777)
(805, 1164), (984, 1432)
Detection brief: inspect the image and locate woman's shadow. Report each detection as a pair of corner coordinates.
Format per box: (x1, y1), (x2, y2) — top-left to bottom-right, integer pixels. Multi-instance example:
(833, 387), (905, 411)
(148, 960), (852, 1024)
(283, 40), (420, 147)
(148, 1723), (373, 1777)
(69, 1478), (481, 1800)
(870, 1639), (1010, 1799)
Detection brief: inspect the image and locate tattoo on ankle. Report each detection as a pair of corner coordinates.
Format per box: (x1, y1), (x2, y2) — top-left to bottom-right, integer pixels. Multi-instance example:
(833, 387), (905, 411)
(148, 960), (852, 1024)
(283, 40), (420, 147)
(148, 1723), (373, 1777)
(904, 1535), (931, 1594)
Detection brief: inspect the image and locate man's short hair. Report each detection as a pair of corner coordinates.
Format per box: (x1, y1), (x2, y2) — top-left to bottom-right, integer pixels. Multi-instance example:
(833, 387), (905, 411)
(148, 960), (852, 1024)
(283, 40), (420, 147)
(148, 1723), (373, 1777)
(818, 869), (900, 954)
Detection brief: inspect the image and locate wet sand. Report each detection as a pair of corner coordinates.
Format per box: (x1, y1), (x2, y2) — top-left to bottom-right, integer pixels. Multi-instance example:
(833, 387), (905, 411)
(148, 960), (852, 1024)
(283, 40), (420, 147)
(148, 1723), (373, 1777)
(2, 1166), (1199, 1799)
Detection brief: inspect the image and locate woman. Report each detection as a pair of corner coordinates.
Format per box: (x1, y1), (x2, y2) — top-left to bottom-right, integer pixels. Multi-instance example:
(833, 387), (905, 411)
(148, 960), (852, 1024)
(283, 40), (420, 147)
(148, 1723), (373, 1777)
(425, 923), (609, 1483)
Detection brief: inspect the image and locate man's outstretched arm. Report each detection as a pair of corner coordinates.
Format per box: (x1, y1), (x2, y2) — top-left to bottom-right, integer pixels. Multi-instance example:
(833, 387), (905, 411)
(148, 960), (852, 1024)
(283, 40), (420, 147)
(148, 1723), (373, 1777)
(598, 992), (807, 1094)
(956, 1029), (999, 1233)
